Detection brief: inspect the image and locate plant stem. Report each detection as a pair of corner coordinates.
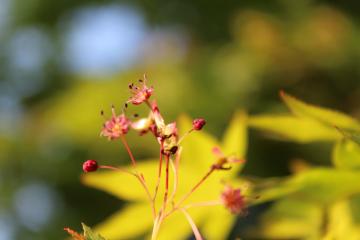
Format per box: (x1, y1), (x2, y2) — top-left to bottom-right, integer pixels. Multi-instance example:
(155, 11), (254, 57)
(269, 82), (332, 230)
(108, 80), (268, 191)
(175, 168), (215, 208)
(180, 208), (203, 240)
(162, 154), (170, 213)
(119, 135), (156, 218)
(99, 165), (135, 176)
(153, 141), (164, 203)
(120, 135), (137, 168)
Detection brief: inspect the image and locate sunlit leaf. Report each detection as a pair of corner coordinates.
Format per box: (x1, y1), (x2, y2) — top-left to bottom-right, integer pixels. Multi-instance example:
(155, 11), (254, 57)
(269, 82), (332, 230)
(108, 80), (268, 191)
(201, 206), (235, 240)
(82, 223), (107, 240)
(93, 203), (153, 240)
(252, 198), (322, 239)
(221, 111), (248, 174)
(249, 115), (339, 142)
(82, 160), (158, 201)
(332, 140), (360, 170)
(287, 168), (360, 204)
(178, 114), (220, 169)
(323, 201), (360, 240)
(250, 177), (296, 204)
(336, 127), (360, 146)
(280, 91), (360, 130)
(154, 208), (205, 240)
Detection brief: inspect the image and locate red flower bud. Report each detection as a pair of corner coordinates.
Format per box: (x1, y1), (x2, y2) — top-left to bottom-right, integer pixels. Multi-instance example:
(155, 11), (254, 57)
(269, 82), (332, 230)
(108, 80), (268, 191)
(83, 160), (98, 173)
(192, 118), (206, 131)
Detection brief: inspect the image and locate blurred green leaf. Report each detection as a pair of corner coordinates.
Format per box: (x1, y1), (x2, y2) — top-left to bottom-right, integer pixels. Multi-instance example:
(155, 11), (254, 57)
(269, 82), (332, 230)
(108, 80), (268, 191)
(332, 140), (360, 170)
(323, 201), (360, 240)
(249, 115), (339, 142)
(280, 91), (360, 131)
(90, 204), (153, 240)
(82, 223), (106, 240)
(253, 198), (323, 239)
(82, 160), (157, 201)
(287, 168), (360, 204)
(178, 114), (220, 169)
(336, 127), (360, 146)
(201, 206), (235, 240)
(221, 111), (247, 174)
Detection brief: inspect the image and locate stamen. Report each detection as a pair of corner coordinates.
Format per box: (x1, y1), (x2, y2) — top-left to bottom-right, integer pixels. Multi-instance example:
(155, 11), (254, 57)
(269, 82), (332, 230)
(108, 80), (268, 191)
(111, 105), (116, 116)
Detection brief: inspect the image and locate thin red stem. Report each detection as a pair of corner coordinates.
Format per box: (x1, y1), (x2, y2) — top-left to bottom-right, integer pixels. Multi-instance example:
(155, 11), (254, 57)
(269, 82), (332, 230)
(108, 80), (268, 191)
(153, 141), (164, 202)
(174, 168), (215, 209)
(99, 165), (135, 176)
(162, 154), (170, 212)
(120, 135), (137, 168)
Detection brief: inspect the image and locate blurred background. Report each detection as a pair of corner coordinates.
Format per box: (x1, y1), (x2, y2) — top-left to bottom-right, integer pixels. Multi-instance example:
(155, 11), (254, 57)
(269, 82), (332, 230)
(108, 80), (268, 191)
(0, 0), (359, 239)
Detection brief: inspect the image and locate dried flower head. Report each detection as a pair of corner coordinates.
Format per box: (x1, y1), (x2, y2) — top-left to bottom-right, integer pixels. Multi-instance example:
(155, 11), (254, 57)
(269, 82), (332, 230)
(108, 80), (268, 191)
(83, 160), (98, 173)
(211, 147), (244, 170)
(128, 75), (153, 105)
(101, 106), (131, 140)
(192, 118), (206, 131)
(221, 185), (246, 214)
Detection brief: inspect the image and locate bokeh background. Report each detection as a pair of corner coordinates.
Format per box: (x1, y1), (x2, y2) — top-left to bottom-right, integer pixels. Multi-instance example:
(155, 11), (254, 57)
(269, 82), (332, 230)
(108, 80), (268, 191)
(0, 0), (359, 239)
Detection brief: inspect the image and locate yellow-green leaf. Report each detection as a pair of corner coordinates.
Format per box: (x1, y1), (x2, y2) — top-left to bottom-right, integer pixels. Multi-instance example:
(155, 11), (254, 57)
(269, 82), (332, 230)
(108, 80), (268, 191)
(82, 160), (159, 201)
(323, 201), (360, 240)
(336, 127), (360, 146)
(221, 111), (248, 174)
(253, 198), (322, 239)
(178, 114), (220, 169)
(280, 91), (360, 131)
(153, 208), (205, 240)
(287, 168), (360, 205)
(333, 140), (360, 170)
(201, 206), (236, 240)
(82, 223), (107, 240)
(249, 115), (339, 142)
(94, 203), (153, 240)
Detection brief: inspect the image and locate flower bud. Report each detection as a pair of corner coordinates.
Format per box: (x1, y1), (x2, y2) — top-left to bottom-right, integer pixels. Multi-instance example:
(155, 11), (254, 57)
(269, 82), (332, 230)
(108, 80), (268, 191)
(192, 118), (206, 131)
(83, 160), (98, 173)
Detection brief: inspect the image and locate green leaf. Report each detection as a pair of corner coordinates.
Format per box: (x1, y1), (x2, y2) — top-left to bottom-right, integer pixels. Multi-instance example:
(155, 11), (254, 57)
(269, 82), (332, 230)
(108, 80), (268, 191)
(82, 223), (106, 240)
(280, 91), (360, 131)
(249, 115), (339, 142)
(336, 127), (360, 146)
(221, 111), (248, 174)
(178, 114), (220, 169)
(93, 203), (153, 240)
(153, 208), (205, 240)
(82, 160), (158, 201)
(201, 207), (235, 240)
(253, 198), (322, 239)
(332, 140), (360, 170)
(323, 201), (360, 240)
(287, 168), (360, 205)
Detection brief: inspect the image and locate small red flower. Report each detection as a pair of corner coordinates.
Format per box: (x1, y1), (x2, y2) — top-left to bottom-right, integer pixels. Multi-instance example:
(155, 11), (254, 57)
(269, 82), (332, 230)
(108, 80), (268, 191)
(221, 186), (246, 214)
(101, 107), (131, 140)
(211, 147), (244, 170)
(128, 75), (153, 105)
(83, 160), (98, 173)
(192, 118), (206, 131)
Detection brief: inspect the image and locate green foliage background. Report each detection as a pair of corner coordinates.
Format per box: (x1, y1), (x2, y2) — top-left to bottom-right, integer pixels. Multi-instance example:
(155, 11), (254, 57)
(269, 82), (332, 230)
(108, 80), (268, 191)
(0, 0), (359, 239)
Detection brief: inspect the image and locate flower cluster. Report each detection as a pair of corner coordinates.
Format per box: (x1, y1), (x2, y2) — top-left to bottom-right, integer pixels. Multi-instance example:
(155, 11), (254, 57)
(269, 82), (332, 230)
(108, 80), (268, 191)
(82, 75), (247, 240)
